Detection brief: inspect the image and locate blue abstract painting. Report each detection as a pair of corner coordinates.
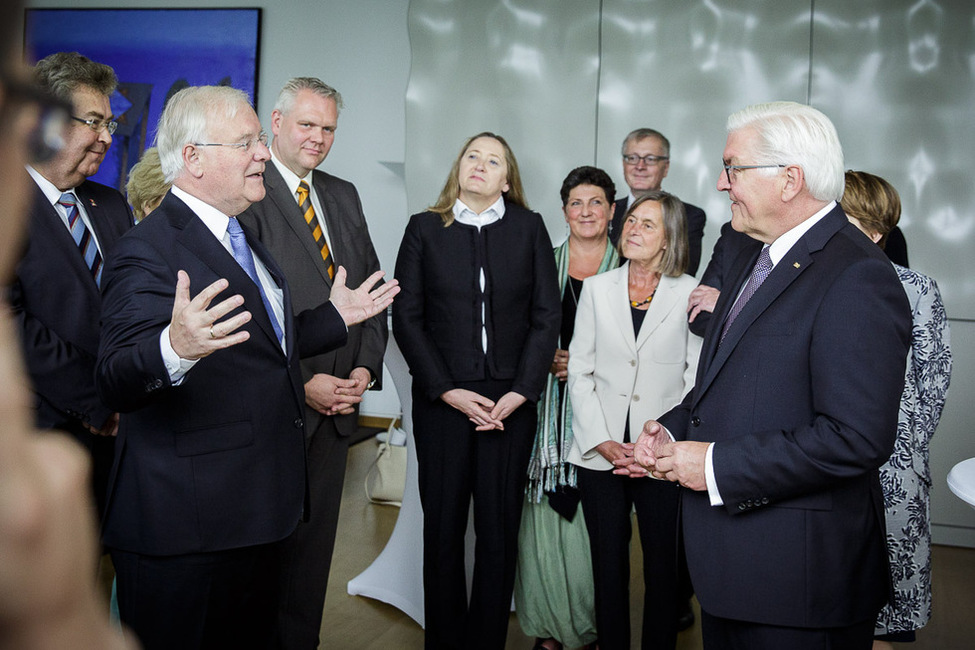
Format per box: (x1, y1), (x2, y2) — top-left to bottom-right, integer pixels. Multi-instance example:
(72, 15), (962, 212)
(25, 8), (261, 191)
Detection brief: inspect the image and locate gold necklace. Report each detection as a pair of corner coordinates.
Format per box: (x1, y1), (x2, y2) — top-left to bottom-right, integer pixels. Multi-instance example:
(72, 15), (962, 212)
(629, 273), (660, 307)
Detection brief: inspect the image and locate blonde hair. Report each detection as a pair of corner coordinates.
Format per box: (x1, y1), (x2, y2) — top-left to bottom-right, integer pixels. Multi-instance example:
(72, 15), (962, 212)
(428, 132), (528, 226)
(841, 170), (901, 250)
(126, 148), (170, 221)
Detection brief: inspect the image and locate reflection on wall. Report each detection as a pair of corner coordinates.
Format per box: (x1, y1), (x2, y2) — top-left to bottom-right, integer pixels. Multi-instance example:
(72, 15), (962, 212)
(405, 0), (601, 236)
(813, 0), (975, 320)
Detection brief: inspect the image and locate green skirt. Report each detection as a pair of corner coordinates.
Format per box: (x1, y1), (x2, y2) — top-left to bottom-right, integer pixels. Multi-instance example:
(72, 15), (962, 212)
(514, 493), (596, 648)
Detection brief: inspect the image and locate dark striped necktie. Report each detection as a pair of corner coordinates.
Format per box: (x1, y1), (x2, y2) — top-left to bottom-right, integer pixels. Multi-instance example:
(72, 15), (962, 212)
(58, 192), (103, 286)
(720, 246), (773, 343)
(296, 180), (335, 279)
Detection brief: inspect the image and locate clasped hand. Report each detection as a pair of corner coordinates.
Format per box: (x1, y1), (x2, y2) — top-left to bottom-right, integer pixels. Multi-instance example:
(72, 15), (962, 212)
(631, 420), (709, 490)
(440, 389), (527, 431)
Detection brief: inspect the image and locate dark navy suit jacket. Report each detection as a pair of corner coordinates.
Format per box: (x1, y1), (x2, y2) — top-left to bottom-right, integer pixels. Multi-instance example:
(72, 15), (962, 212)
(96, 190), (348, 556)
(11, 179), (132, 435)
(659, 205), (912, 628)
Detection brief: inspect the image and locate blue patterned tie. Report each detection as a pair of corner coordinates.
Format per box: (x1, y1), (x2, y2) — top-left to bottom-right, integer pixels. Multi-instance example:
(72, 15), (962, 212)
(58, 192), (102, 286)
(226, 217), (284, 344)
(720, 246), (773, 342)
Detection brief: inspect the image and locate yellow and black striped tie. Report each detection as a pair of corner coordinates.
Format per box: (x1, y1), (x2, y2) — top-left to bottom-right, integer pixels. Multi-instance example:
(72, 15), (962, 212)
(297, 180), (334, 279)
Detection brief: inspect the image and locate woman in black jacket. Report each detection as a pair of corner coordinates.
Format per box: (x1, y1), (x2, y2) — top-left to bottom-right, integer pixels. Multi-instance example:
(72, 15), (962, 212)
(393, 132), (561, 649)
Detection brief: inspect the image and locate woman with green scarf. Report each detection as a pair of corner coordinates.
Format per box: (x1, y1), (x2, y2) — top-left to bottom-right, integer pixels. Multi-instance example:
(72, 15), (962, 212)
(514, 166), (618, 650)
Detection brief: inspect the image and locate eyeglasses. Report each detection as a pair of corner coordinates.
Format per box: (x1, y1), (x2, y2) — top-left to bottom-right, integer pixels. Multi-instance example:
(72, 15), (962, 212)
(623, 153), (669, 166)
(723, 163), (787, 185)
(71, 115), (118, 135)
(194, 131), (269, 152)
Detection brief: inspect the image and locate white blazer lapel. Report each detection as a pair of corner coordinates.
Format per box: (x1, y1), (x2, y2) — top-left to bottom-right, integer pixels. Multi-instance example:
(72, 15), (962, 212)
(606, 264), (638, 355)
(634, 274), (679, 351)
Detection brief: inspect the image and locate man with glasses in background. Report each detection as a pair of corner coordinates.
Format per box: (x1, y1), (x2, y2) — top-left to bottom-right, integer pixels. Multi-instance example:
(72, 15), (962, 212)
(610, 128), (707, 275)
(10, 51), (132, 519)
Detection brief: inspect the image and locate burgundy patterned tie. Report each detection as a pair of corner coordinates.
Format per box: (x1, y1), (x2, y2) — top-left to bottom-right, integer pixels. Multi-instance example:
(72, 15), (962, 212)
(720, 246), (773, 342)
(58, 192), (103, 286)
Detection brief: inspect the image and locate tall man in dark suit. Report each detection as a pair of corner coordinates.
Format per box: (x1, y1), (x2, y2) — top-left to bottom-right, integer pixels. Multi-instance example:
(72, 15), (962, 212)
(95, 85), (398, 650)
(10, 52), (132, 516)
(239, 77), (387, 649)
(609, 128), (707, 275)
(634, 102), (912, 649)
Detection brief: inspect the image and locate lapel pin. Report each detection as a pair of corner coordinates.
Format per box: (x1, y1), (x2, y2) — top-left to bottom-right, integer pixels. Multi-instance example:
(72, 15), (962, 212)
(793, 262), (800, 268)
(89, 198), (98, 207)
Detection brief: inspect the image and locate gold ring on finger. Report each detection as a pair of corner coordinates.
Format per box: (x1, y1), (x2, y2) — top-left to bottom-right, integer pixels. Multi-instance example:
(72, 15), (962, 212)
(209, 324), (216, 339)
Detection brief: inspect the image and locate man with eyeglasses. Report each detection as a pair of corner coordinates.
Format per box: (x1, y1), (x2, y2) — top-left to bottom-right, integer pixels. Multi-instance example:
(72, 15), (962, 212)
(238, 77), (387, 650)
(94, 85), (397, 649)
(10, 51), (132, 520)
(633, 101), (912, 650)
(610, 128), (707, 275)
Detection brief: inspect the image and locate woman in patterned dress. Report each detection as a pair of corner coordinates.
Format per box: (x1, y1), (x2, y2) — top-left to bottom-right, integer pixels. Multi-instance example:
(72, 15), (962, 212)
(841, 170), (952, 649)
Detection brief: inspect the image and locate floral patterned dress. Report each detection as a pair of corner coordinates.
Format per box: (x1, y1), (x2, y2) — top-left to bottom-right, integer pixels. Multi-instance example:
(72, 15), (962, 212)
(875, 264), (952, 635)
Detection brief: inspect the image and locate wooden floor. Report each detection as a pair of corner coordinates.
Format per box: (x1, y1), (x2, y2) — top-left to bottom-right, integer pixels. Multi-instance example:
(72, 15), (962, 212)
(320, 437), (975, 649)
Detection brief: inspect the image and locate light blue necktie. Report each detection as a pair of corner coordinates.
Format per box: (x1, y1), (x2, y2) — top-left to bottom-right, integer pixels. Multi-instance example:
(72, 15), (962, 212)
(226, 217), (284, 344)
(58, 192), (102, 286)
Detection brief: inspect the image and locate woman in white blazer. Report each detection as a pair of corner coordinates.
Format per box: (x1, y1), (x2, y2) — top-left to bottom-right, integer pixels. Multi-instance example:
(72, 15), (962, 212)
(567, 191), (702, 650)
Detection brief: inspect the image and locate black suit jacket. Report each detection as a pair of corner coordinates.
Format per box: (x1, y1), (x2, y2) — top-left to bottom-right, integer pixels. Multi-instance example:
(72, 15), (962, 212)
(10, 178), (132, 434)
(689, 220), (759, 337)
(239, 163), (387, 438)
(658, 205), (912, 627)
(610, 196), (706, 275)
(96, 191), (349, 556)
(392, 204), (561, 403)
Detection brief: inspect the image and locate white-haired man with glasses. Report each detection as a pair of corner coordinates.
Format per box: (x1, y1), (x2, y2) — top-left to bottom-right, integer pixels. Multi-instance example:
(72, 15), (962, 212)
(634, 101), (912, 649)
(94, 85), (398, 649)
(10, 51), (133, 520)
(610, 127), (707, 275)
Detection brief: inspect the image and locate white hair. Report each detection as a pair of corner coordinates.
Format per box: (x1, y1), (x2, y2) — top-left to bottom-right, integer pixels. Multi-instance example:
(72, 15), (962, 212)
(156, 86), (251, 183)
(727, 101), (845, 202)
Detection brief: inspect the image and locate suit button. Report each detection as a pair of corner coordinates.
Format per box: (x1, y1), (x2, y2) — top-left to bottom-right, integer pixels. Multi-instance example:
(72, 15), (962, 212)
(632, 394), (640, 402)
(760, 497), (770, 505)
(738, 503), (747, 511)
(293, 418), (303, 428)
(691, 416), (701, 427)
(629, 359), (636, 367)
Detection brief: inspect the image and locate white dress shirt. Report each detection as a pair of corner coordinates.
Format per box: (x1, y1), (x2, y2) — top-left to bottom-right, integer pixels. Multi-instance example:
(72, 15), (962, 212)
(453, 196), (505, 354)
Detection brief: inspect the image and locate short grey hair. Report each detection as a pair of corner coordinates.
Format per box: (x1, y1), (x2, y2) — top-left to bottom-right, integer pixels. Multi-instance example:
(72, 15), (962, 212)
(33, 51), (117, 103)
(156, 86), (251, 183)
(726, 101), (845, 202)
(621, 128), (670, 156)
(273, 77), (343, 115)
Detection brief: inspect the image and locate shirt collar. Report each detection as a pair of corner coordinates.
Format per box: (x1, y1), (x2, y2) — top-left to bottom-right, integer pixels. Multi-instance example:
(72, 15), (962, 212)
(767, 201), (836, 266)
(270, 153), (310, 195)
(171, 185), (233, 241)
(453, 195), (506, 227)
(26, 165), (75, 206)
